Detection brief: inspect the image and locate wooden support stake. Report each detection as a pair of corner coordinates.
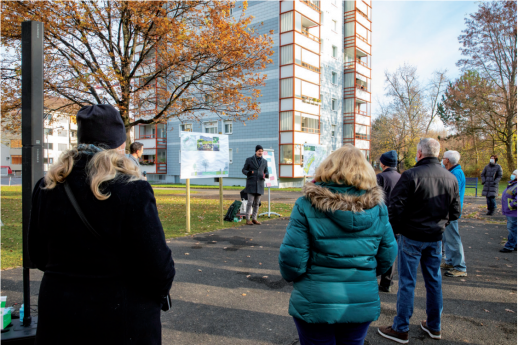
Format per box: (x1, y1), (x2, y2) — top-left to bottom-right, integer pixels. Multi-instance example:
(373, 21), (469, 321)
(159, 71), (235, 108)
(186, 178), (190, 232)
(219, 177), (224, 225)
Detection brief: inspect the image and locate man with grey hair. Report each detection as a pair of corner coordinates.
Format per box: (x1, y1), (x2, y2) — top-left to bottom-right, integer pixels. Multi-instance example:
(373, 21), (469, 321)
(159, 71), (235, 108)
(441, 150), (467, 277)
(378, 138), (461, 343)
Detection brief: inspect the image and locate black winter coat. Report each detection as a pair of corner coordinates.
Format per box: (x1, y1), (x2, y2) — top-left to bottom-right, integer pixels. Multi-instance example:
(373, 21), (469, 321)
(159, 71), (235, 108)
(376, 167), (401, 209)
(481, 163), (503, 197)
(28, 155), (175, 345)
(242, 155), (269, 195)
(388, 157), (461, 242)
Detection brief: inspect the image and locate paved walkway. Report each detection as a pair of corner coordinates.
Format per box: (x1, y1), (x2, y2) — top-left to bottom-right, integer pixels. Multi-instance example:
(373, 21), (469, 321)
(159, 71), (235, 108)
(1, 216), (516, 344)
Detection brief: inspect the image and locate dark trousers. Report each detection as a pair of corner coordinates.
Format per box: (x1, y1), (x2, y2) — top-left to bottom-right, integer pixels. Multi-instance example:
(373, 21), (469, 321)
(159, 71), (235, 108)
(380, 264), (394, 288)
(293, 317), (371, 345)
(486, 196), (497, 211)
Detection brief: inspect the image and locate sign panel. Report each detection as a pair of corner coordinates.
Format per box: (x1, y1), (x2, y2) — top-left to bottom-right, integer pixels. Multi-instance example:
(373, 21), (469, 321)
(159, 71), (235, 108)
(262, 150), (278, 188)
(180, 132), (229, 179)
(303, 144), (329, 177)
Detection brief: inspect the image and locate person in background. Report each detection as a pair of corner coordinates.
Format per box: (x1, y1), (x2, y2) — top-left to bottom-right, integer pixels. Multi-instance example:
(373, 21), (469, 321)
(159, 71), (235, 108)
(378, 138), (460, 343)
(481, 154), (503, 216)
(279, 145), (397, 345)
(500, 169), (517, 253)
(376, 150), (401, 292)
(29, 105), (175, 344)
(128, 142), (144, 167)
(441, 151), (467, 278)
(241, 145), (269, 225)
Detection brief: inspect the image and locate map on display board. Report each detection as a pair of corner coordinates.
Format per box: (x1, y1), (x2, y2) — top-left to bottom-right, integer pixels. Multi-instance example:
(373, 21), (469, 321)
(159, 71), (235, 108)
(180, 132), (229, 179)
(262, 150), (278, 188)
(303, 144), (329, 176)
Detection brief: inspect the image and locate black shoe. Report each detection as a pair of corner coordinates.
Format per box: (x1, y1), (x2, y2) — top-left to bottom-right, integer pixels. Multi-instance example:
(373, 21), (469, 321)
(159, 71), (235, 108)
(379, 285), (391, 293)
(487, 211), (495, 216)
(500, 247), (514, 253)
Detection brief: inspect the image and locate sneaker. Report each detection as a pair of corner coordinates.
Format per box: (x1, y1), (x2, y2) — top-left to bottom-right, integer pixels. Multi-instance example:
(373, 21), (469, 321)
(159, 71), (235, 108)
(421, 320), (441, 339)
(379, 285), (391, 293)
(445, 269), (467, 277)
(500, 247), (514, 253)
(378, 326), (409, 344)
(440, 262), (454, 270)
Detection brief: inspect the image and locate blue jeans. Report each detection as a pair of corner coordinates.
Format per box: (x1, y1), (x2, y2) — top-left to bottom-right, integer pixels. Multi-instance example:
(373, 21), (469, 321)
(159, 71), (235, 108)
(504, 216), (517, 250)
(486, 196), (497, 211)
(393, 235), (443, 333)
(443, 220), (467, 272)
(293, 317), (371, 345)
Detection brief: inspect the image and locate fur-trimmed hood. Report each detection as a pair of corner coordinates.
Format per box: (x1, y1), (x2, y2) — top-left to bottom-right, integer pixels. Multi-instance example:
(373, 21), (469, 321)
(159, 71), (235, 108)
(302, 182), (385, 213)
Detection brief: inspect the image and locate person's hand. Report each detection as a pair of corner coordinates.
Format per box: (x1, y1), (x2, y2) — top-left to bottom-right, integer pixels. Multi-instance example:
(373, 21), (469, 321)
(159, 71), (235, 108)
(251, 171), (254, 174)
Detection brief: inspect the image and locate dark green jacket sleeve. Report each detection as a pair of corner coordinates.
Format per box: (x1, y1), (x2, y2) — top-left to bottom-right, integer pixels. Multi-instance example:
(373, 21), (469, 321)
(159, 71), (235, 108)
(279, 199), (310, 282)
(375, 205), (398, 276)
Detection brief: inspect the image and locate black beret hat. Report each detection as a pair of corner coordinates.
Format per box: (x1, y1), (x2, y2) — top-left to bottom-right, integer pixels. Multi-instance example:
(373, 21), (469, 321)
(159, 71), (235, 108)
(77, 105), (126, 149)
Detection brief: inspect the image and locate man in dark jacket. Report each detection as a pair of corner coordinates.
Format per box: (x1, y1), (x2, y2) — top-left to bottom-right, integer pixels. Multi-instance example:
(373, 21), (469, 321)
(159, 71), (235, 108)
(376, 150), (401, 292)
(378, 138), (461, 343)
(242, 145), (269, 225)
(481, 154), (503, 215)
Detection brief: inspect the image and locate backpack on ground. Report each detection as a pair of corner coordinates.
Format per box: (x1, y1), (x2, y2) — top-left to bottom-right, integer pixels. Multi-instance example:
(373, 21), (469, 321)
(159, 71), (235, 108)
(224, 200), (242, 222)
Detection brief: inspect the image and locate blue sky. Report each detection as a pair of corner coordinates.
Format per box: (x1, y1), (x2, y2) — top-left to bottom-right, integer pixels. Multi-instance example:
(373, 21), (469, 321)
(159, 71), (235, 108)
(371, 1), (481, 119)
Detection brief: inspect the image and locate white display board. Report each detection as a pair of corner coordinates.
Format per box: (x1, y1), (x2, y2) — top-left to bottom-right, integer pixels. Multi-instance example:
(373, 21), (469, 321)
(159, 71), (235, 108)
(180, 132), (230, 179)
(262, 150), (278, 188)
(303, 144), (329, 176)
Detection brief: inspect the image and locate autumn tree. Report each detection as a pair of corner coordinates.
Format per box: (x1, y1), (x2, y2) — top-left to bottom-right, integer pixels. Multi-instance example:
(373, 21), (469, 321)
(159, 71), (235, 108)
(454, 1), (517, 172)
(1, 1), (274, 147)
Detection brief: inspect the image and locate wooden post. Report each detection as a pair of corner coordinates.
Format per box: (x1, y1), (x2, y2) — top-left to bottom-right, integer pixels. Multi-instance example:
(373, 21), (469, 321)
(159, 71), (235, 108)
(186, 178), (190, 232)
(219, 177), (224, 225)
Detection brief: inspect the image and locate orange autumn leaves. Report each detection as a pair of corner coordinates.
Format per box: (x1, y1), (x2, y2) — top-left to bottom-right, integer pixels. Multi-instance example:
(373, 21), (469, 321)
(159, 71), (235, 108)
(1, 1), (274, 137)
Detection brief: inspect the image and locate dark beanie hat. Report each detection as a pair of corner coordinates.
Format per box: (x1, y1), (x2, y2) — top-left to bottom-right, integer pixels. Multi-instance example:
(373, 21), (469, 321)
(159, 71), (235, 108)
(380, 150), (397, 167)
(256, 145), (264, 152)
(77, 105), (126, 149)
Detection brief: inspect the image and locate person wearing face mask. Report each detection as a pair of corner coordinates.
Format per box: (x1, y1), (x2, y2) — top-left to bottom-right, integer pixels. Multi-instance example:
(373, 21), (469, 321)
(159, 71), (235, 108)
(500, 170), (517, 253)
(481, 155), (503, 216)
(376, 150), (401, 292)
(440, 151), (467, 277)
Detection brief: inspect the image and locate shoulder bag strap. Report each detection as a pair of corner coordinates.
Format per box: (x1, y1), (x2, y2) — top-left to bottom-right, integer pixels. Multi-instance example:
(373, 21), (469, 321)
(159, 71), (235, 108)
(64, 180), (103, 242)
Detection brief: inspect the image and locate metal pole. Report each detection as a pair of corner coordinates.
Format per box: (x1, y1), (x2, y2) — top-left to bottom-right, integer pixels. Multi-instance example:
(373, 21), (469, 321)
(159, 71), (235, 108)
(258, 187), (281, 218)
(219, 177), (223, 225)
(9, 176), (11, 186)
(186, 178), (190, 232)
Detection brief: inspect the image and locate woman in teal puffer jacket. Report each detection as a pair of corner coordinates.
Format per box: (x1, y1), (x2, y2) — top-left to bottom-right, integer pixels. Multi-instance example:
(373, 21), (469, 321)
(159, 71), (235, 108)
(279, 145), (398, 345)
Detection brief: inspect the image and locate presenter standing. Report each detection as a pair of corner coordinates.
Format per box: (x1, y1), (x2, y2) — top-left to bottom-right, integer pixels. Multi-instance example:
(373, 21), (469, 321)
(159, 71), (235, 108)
(242, 145), (269, 225)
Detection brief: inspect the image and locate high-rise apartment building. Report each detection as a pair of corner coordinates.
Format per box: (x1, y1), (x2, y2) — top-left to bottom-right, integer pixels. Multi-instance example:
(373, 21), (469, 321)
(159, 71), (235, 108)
(136, 1), (371, 187)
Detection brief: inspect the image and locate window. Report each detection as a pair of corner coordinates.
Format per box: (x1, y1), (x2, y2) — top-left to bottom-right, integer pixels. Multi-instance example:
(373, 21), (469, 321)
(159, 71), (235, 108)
(332, 72), (337, 84)
(343, 123), (354, 138)
(301, 116), (319, 134)
(157, 124), (167, 138)
(280, 12), (293, 33)
(180, 123), (193, 134)
(204, 94), (212, 103)
(281, 45), (293, 65)
(332, 20), (337, 32)
(332, 46), (337, 58)
(58, 129), (68, 137)
(280, 78), (293, 98)
(280, 111), (293, 131)
(71, 130), (77, 138)
(320, 38), (324, 53)
(332, 125), (336, 137)
(158, 175), (166, 181)
(280, 145), (293, 164)
(10, 139), (22, 148)
(224, 121), (233, 134)
(58, 144), (68, 151)
(11, 155), (22, 165)
(6, 157), (9, 161)
(44, 128), (53, 136)
(332, 98), (337, 110)
(204, 121), (218, 134)
(229, 149), (233, 164)
(45, 143), (53, 150)
(321, 11), (324, 23)
(43, 158), (54, 164)
(294, 144), (302, 164)
(229, 7), (233, 16)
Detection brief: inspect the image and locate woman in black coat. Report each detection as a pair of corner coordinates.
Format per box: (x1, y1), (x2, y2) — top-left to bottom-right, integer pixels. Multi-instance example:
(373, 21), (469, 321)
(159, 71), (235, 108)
(481, 154), (503, 215)
(28, 105), (175, 345)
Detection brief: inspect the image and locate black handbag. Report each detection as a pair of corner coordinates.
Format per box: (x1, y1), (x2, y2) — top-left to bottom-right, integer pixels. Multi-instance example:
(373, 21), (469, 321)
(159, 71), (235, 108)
(63, 180), (172, 312)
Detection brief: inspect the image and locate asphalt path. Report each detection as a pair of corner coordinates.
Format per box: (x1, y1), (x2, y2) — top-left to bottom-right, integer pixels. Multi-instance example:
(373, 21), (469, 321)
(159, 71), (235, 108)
(1, 176), (21, 186)
(2, 205), (517, 344)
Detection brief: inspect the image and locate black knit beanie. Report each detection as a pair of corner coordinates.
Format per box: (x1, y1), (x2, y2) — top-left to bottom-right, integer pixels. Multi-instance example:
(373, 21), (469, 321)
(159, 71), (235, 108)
(256, 145), (264, 152)
(77, 105), (127, 149)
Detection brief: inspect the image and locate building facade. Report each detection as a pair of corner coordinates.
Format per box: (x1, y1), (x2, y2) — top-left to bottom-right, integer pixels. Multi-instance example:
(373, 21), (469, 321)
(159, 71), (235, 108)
(138, 0), (371, 188)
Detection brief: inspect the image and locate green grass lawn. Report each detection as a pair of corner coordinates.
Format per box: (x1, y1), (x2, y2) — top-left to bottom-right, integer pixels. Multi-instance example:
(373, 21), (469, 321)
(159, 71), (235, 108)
(1, 186), (293, 270)
(151, 183), (303, 192)
(464, 181), (508, 197)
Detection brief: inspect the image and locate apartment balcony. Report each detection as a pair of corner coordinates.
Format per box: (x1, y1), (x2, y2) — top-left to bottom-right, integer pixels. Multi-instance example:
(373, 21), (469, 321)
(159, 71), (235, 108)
(281, 1), (320, 23)
(294, 31), (320, 54)
(357, 11), (371, 30)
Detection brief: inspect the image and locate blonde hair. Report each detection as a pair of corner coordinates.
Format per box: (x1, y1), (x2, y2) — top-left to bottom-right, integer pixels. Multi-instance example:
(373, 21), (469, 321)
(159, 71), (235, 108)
(314, 144), (377, 190)
(44, 148), (141, 200)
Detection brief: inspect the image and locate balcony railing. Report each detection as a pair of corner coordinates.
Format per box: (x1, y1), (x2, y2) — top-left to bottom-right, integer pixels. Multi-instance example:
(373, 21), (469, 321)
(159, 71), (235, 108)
(157, 138), (167, 148)
(301, 127), (320, 134)
(300, 29), (320, 43)
(300, 0), (321, 13)
(355, 133), (371, 140)
(300, 61), (320, 73)
(156, 163), (167, 173)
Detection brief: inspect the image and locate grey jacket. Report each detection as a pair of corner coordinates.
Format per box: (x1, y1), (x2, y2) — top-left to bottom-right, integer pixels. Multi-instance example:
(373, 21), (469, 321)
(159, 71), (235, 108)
(481, 163), (503, 197)
(126, 154), (140, 168)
